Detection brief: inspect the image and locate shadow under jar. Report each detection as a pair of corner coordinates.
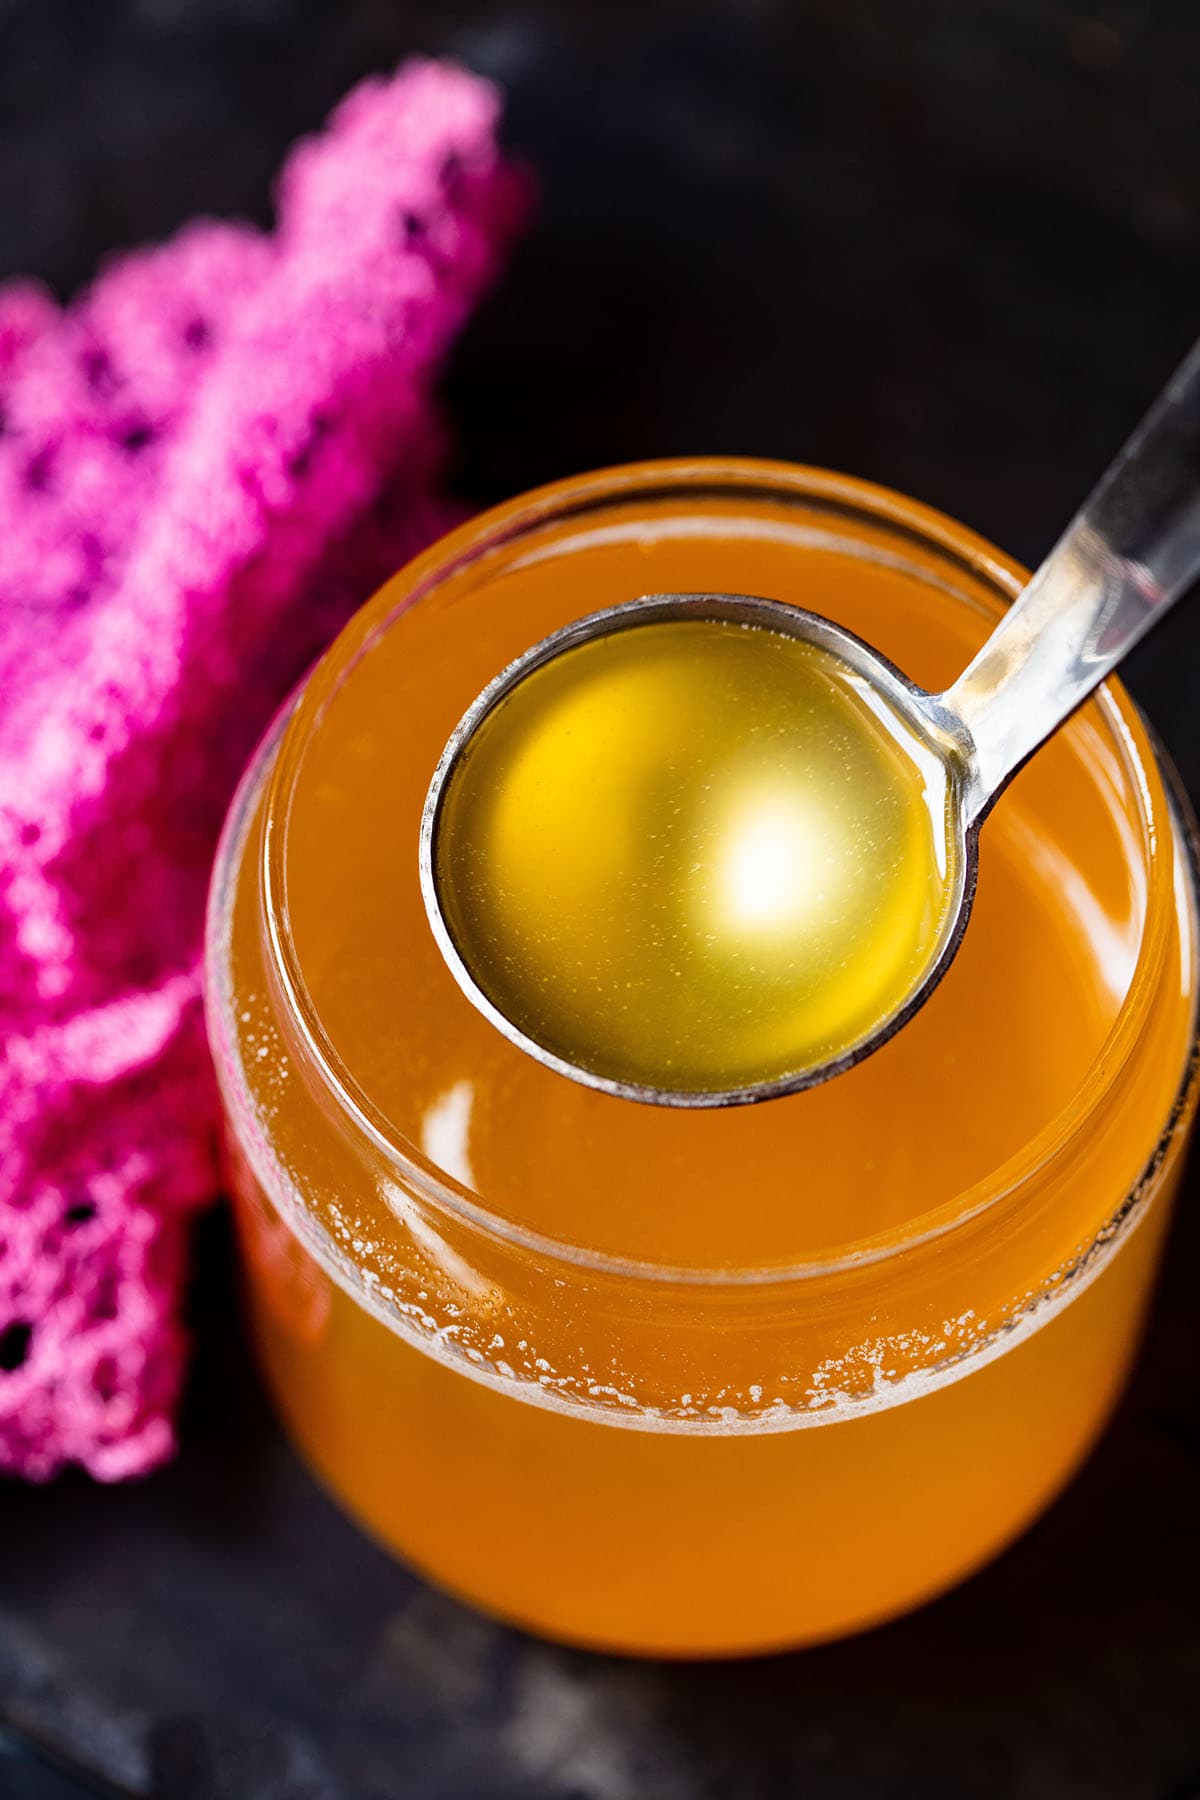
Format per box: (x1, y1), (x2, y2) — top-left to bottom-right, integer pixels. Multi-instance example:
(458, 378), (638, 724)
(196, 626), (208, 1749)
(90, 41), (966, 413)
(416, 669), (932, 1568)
(205, 460), (1200, 1657)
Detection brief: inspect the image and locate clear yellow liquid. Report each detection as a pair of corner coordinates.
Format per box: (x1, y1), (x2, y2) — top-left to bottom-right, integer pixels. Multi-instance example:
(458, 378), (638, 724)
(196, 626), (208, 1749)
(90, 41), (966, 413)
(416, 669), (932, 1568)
(435, 619), (956, 1093)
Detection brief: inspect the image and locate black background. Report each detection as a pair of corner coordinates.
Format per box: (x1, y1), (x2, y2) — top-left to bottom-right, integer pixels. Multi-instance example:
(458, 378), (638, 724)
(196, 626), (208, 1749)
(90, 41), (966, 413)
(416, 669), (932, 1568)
(2, 3), (1200, 1796)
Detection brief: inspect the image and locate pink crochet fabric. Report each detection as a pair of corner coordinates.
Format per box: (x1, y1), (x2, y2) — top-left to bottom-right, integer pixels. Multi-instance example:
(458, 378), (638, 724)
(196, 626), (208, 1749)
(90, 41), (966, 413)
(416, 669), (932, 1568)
(0, 60), (526, 1480)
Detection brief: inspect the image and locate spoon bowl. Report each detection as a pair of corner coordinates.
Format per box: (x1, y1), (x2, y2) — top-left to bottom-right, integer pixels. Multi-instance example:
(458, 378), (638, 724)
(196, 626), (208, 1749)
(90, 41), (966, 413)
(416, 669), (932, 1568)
(421, 591), (975, 1105)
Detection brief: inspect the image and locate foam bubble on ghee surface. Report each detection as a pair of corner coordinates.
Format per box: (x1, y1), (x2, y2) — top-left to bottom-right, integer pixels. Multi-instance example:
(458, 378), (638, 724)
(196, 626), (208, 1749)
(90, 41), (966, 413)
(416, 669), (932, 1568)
(433, 617), (957, 1094)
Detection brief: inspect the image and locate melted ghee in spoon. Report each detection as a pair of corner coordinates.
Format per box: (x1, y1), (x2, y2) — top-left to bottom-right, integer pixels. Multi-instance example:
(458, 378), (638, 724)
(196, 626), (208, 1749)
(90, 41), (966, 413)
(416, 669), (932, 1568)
(433, 617), (958, 1096)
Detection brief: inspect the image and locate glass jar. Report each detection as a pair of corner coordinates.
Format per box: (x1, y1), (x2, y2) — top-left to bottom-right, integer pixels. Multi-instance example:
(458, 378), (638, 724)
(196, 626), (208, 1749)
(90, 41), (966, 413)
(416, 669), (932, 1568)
(205, 461), (1199, 1656)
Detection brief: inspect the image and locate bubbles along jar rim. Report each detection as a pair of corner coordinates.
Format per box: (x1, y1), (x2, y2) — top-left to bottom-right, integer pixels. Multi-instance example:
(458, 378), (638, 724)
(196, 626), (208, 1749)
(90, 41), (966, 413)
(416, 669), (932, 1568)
(250, 458), (1198, 1287)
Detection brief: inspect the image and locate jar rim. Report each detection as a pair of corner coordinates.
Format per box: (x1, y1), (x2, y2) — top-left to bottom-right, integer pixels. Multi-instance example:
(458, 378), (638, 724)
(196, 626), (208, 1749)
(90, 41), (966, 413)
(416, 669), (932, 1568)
(236, 457), (1198, 1287)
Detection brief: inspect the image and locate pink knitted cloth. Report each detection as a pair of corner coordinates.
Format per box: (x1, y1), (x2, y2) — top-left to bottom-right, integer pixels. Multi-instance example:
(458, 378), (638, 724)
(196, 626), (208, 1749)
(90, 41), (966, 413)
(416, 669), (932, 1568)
(0, 60), (525, 1480)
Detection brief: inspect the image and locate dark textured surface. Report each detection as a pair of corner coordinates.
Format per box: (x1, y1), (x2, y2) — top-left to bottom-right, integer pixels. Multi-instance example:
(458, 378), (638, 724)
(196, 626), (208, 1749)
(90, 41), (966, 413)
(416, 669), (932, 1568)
(2, 3), (1200, 1796)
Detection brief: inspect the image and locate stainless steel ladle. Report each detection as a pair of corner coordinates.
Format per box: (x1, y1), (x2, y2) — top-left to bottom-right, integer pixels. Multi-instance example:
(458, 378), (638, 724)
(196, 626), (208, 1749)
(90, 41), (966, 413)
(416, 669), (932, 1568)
(421, 337), (1200, 1107)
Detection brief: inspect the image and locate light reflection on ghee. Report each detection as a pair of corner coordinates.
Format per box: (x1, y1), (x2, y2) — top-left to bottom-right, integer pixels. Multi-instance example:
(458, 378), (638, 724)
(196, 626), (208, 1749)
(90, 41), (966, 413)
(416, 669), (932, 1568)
(433, 618), (958, 1093)
(715, 788), (844, 936)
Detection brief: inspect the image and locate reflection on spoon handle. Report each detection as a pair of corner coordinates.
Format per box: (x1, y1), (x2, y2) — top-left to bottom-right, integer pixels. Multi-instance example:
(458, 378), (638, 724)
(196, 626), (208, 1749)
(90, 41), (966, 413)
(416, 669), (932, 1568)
(942, 335), (1200, 824)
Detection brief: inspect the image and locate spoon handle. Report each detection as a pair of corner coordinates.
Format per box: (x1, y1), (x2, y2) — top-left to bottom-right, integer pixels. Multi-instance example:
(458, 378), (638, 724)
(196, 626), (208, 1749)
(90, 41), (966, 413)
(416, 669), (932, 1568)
(942, 336), (1200, 824)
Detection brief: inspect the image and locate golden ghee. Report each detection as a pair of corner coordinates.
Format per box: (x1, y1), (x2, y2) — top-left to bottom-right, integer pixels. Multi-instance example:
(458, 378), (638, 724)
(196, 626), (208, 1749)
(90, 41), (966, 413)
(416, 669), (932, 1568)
(433, 616), (957, 1094)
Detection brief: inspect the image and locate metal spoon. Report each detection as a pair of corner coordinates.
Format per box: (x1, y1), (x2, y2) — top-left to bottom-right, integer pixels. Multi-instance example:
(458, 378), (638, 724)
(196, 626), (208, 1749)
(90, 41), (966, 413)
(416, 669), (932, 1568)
(421, 338), (1200, 1107)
